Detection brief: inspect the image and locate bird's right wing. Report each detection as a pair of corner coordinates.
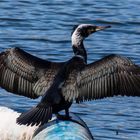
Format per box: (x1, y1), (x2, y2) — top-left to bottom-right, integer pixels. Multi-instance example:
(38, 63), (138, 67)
(0, 47), (64, 99)
(62, 54), (140, 102)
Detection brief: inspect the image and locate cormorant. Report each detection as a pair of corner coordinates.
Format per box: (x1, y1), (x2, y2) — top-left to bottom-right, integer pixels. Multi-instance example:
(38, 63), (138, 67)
(0, 24), (140, 126)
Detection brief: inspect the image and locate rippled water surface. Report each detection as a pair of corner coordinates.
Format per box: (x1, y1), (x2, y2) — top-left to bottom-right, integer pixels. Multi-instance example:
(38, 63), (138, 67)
(0, 0), (140, 139)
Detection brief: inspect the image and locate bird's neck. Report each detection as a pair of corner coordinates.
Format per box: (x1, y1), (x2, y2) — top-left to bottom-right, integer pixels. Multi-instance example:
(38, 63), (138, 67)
(72, 42), (87, 63)
(71, 32), (87, 63)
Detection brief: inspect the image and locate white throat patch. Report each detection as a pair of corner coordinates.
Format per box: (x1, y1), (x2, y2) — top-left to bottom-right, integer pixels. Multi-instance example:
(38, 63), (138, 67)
(71, 24), (94, 46)
(71, 28), (84, 46)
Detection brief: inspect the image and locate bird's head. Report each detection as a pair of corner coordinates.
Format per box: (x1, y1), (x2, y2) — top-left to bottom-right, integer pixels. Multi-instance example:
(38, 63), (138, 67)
(71, 24), (111, 46)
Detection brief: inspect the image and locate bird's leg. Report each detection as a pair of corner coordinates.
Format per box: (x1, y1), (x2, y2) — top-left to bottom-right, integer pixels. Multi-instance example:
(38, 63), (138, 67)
(56, 109), (71, 120)
(65, 108), (70, 118)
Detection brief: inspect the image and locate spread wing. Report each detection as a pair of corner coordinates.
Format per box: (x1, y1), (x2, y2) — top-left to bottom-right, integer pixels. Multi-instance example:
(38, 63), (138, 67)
(62, 54), (140, 102)
(0, 47), (64, 99)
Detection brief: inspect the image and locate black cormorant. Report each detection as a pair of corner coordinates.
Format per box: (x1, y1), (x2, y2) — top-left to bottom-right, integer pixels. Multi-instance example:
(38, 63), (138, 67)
(0, 24), (140, 126)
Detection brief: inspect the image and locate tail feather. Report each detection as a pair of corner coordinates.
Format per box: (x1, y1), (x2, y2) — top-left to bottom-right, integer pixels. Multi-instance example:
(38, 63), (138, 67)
(29, 107), (43, 126)
(16, 106), (52, 126)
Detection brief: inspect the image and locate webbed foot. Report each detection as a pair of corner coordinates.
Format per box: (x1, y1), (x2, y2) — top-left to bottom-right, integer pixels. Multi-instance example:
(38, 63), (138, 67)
(56, 113), (71, 120)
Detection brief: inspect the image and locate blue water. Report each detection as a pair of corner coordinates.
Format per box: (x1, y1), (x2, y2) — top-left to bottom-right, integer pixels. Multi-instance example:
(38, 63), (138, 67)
(0, 0), (140, 139)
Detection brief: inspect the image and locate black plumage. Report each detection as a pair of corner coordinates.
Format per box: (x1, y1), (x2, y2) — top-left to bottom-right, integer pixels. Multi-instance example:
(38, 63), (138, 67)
(0, 47), (64, 98)
(0, 24), (140, 126)
(63, 54), (140, 102)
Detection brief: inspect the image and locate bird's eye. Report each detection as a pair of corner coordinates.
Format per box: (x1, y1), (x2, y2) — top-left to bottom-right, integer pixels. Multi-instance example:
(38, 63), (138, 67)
(87, 29), (92, 35)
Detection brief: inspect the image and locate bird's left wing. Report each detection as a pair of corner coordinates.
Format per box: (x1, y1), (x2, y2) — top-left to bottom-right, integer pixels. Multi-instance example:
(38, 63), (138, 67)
(62, 54), (140, 102)
(0, 47), (64, 98)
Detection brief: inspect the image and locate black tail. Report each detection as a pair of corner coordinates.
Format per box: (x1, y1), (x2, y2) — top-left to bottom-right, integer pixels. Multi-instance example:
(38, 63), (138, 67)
(16, 105), (52, 126)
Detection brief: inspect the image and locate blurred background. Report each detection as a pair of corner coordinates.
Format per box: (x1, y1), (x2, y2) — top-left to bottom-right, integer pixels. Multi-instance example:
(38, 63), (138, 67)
(0, 0), (140, 139)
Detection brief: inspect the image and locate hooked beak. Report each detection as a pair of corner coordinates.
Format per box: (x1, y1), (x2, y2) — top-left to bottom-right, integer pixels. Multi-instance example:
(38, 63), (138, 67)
(95, 25), (111, 32)
(88, 25), (111, 35)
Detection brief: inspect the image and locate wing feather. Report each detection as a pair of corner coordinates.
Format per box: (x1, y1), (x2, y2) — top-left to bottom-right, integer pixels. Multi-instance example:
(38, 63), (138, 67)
(0, 47), (64, 98)
(62, 54), (140, 102)
(77, 54), (140, 101)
